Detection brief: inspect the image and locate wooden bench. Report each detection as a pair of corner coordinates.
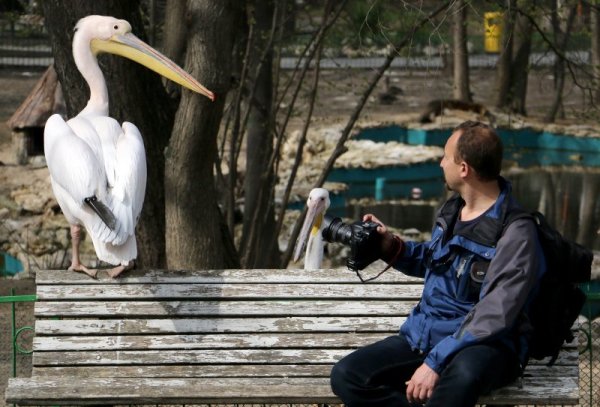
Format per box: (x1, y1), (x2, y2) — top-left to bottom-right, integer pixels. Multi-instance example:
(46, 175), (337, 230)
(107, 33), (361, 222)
(5, 268), (579, 405)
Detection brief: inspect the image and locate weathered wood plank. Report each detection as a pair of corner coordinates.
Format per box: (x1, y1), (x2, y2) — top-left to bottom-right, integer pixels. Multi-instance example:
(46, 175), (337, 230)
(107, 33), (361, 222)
(6, 377), (340, 405)
(32, 364), (334, 378)
(36, 283), (424, 300)
(35, 316), (406, 335)
(33, 332), (391, 351)
(33, 348), (354, 366)
(484, 375), (580, 405)
(31, 363), (577, 380)
(33, 348), (579, 368)
(36, 268), (423, 284)
(5, 376), (579, 405)
(35, 299), (418, 317)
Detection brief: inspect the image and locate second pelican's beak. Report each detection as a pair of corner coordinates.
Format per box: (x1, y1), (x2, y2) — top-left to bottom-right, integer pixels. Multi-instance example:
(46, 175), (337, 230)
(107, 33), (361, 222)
(293, 198), (326, 263)
(92, 33), (215, 101)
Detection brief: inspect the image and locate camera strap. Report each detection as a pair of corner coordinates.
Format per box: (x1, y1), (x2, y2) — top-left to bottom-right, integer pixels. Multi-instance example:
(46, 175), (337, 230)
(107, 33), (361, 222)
(356, 235), (404, 283)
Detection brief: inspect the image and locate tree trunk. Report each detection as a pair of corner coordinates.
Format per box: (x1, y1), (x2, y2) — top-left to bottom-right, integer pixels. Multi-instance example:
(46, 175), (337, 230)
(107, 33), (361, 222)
(240, 0), (279, 268)
(452, 0), (471, 102)
(509, 9), (533, 115)
(164, 0), (241, 269)
(577, 172), (599, 247)
(162, 0), (188, 99)
(591, 0), (600, 103)
(545, 2), (576, 123)
(495, 5), (515, 108)
(42, 0), (175, 268)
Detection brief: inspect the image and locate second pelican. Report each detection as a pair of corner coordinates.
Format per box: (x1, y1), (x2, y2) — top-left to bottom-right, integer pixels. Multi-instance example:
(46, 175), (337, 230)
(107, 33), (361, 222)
(293, 188), (330, 270)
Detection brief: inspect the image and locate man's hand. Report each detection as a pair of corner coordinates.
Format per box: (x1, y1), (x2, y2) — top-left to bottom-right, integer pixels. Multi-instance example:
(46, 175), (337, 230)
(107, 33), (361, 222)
(405, 363), (439, 404)
(363, 213), (387, 234)
(363, 214), (402, 262)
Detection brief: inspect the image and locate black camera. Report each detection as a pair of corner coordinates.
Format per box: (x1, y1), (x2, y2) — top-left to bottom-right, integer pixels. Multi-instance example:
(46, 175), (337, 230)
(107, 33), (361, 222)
(321, 215), (383, 271)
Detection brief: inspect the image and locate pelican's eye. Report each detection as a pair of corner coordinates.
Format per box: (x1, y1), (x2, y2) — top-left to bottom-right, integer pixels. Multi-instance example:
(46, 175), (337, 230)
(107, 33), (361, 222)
(113, 25), (119, 30)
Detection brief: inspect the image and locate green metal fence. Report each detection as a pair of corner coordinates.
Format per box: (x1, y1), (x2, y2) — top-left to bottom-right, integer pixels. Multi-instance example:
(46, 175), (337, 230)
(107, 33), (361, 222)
(579, 283), (600, 407)
(0, 288), (36, 390)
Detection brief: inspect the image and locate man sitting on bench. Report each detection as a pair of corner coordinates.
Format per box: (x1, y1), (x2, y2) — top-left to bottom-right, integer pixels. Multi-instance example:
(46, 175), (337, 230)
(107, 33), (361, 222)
(330, 121), (545, 406)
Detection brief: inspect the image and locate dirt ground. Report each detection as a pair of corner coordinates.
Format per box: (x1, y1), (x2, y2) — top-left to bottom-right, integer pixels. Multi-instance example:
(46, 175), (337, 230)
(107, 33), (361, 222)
(0, 64), (596, 406)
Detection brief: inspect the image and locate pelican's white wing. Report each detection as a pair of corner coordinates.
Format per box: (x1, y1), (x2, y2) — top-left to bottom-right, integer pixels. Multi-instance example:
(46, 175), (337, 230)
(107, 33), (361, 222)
(88, 121), (146, 266)
(89, 116), (122, 188)
(109, 121), (146, 238)
(118, 122), (147, 226)
(44, 114), (125, 245)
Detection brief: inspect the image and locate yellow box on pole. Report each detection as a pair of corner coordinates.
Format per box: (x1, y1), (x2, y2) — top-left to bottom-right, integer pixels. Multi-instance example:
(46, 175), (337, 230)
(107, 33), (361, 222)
(484, 11), (503, 53)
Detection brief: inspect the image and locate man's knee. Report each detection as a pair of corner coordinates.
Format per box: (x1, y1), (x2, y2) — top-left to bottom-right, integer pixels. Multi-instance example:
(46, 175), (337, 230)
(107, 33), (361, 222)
(443, 356), (482, 389)
(330, 359), (351, 395)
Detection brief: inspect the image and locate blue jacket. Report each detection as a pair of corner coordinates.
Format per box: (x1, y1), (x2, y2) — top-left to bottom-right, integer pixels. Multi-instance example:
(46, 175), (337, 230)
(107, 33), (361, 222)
(393, 178), (545, 374)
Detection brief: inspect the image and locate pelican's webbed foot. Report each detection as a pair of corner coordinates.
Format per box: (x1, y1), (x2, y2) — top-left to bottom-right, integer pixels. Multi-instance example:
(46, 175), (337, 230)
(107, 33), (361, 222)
(68, 263), (98, 279)
(107, 261), (135, 279)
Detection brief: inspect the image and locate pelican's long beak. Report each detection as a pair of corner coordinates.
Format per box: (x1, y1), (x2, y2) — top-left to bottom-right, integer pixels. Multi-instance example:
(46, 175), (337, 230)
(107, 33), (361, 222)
(293, 199), (326, 263)
(91, 33), (215, 101)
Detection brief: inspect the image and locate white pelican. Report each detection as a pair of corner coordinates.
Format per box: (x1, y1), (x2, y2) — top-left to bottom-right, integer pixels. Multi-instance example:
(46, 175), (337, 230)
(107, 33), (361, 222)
(293, 188), (330, 270)
(45, 15), (214, 278)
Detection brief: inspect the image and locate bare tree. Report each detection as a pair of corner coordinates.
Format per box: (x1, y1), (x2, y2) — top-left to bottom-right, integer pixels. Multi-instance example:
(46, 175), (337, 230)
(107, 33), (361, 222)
(214, 1), (454, 269)
(42, 0), (175, 268)
(495, 2), (516, 108)
(494, 0), (533, 115)
(239, 0), (279, 268)
(510, 4), (534, 115)
(452, 0), (472, 102)
(545, 0), (577, 122)
(591, 0), (600, 103)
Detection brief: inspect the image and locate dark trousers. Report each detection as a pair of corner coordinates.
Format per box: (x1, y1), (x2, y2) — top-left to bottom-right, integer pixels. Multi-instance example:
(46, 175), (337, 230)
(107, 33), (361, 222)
(330, 334), (521, 407)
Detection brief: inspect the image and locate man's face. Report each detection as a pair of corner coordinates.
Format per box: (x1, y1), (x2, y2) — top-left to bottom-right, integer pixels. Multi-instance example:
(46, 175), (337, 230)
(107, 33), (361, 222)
(440, 131), (463, 191)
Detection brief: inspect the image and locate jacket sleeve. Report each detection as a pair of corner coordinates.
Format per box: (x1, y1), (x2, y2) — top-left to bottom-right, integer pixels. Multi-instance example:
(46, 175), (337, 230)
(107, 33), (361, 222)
(423, 218), (543, 374)
(389, 224), (444, 278)
(392, 239), (433, 278)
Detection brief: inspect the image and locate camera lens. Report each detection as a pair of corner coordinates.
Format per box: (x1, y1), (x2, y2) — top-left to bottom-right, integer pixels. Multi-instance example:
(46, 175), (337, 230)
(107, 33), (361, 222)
(321, 215), (353, 245)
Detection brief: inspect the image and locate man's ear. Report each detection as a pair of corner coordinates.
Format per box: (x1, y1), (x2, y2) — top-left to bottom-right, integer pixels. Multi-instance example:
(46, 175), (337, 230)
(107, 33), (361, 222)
(459, 161), (470, 179)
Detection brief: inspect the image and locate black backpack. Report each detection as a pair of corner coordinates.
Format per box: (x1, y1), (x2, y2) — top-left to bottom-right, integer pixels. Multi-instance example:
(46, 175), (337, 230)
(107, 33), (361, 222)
(504, 210), (592, 366)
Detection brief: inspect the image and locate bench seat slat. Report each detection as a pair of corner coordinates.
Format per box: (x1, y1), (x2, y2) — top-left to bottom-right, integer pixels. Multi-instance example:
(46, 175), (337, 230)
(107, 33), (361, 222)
(6, 376), (579, 405)
(35, 316), (405, 334)
(36, 283), (424, 300)
(33, 332), (392, 351)
(31, 363), (577, 379)
(35, 299), (418, 317)
(33, 348), (579, 367)
(33, 348), (356, 366)
(32, 364), (335, 378)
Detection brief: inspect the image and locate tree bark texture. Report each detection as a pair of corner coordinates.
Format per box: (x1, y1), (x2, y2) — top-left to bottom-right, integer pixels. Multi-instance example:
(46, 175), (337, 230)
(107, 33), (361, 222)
(452, 0), (471, 102)
(162, 0), (188, 99)
(591, 0), (600, 103)
(165, 0), (241, 269)
(42, 0), (175, 268)
(545, 1), (576, 123)
(495, 4), (515, 108)
(509, 7), (533, 115)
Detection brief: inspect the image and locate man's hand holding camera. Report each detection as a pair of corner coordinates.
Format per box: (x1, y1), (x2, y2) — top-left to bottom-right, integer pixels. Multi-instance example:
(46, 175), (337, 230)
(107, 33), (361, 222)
(362, 214), (404, 266)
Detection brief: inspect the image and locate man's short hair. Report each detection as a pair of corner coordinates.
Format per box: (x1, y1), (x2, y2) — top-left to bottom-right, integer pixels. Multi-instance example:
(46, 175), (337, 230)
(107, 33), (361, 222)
(453, 121), (503, 181)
